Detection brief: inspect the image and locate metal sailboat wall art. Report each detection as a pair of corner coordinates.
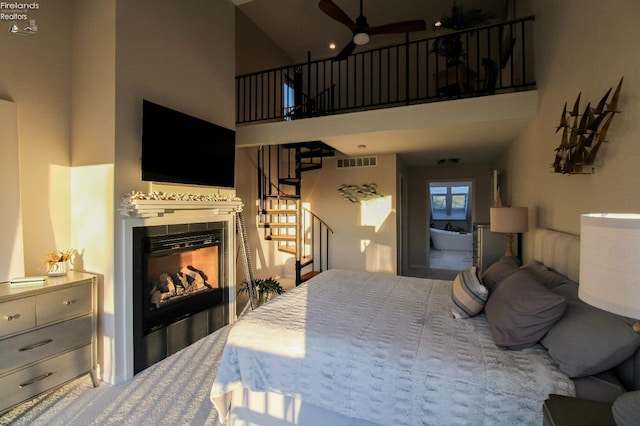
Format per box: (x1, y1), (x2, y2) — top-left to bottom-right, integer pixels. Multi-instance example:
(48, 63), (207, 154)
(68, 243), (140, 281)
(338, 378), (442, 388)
(552, 77), (623, 174)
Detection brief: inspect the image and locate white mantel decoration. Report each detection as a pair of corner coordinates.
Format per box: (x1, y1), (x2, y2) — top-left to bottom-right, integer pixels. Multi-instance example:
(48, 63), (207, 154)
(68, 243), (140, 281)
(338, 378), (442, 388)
(119, 191), (243, 218)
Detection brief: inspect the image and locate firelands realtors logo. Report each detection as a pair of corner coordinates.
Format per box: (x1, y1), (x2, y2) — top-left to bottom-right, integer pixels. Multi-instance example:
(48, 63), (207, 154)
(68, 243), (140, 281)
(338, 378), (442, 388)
(1, 2), (40, 35)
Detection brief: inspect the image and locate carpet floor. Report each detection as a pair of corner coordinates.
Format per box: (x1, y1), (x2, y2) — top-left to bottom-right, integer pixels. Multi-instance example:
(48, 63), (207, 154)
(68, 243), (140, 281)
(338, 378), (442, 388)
(0, 325), (230, 426)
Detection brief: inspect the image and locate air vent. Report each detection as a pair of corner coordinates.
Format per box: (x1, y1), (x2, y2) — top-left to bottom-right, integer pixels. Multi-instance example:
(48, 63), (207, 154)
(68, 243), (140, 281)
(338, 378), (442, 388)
(336, 156), (378, 168)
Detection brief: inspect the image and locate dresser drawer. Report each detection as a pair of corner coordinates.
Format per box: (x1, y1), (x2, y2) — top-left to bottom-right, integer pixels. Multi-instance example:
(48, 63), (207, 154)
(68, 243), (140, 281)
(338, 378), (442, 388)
(36, 283), (91, 325)
(0, 344), (92, 412)
(0, 314), (92, 374)
(0, 297), (36, 337)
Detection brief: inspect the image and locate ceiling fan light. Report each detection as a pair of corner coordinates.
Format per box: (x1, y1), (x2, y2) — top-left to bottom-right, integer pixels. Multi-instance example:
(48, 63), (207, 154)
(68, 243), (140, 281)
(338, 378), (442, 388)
(353, 32), (369, 45)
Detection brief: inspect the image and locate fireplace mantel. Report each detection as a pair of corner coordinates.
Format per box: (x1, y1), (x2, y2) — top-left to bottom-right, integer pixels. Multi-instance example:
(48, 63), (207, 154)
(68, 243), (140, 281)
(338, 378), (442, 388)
(111, 192), (242, 383)
(119, 193), (243, 218)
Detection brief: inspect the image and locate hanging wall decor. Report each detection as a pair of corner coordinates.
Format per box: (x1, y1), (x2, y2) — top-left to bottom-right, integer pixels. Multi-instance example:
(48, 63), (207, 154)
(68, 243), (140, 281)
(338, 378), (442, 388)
(552, 77), (623, 175)
(337, 183), (384, 203)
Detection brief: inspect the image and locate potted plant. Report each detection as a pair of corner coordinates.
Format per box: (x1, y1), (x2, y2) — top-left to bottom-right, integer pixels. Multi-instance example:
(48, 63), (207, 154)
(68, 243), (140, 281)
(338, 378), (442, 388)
(431, 2), (493, 95)
(431, 1), (493, 67)
(44, 249), (75, 276)
(238, 277), (285, 304)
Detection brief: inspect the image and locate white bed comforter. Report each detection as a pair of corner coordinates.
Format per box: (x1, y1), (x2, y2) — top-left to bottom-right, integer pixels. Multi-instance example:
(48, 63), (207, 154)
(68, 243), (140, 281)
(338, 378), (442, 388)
(211, 270), (574, 425)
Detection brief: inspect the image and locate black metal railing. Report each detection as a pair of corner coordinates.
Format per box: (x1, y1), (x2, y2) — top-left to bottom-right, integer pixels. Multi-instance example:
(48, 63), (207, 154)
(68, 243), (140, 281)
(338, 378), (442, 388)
(236, 16), (535, 124)
(257, 145), (333, 285)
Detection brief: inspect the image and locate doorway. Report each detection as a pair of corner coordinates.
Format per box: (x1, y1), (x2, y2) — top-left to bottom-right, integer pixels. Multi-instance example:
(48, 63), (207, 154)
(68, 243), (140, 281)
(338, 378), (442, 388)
(427, 180), (474, 272)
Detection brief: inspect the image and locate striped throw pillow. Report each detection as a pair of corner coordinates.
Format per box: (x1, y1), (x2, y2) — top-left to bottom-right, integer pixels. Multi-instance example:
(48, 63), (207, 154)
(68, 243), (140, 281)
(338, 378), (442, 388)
(452, 266), (488, 319)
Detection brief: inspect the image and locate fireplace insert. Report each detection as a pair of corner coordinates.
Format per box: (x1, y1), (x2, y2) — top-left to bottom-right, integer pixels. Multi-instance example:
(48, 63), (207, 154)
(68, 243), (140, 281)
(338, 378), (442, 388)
(132, 222), (229, 373)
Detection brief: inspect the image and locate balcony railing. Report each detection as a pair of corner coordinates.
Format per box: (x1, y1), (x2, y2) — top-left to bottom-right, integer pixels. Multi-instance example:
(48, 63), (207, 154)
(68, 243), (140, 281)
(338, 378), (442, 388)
(236, 16), (535, 124)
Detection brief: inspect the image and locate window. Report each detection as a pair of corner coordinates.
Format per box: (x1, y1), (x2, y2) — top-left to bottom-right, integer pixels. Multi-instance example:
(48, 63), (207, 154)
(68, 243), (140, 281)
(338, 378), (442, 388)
(429, 182), (470, 220)
(283, 79), (294, 120)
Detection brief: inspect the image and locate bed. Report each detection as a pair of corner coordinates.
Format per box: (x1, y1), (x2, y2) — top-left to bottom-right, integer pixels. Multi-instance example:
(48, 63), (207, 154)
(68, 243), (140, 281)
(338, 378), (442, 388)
(210, 229), (640, 425)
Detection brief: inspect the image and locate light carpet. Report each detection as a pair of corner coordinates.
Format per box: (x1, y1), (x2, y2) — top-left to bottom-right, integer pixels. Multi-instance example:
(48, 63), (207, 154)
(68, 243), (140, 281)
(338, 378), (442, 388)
(1, 325), (230, 426)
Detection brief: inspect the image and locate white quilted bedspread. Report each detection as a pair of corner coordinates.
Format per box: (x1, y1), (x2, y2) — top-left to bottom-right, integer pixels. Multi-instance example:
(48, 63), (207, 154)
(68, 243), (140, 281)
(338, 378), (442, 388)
(211, 270), (574, 425)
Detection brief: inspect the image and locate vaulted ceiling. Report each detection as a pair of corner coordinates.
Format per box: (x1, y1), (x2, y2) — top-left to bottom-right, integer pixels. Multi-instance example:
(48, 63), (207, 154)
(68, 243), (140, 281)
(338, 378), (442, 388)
(232, 0), (535, 166)
(234, 0), (508, 63)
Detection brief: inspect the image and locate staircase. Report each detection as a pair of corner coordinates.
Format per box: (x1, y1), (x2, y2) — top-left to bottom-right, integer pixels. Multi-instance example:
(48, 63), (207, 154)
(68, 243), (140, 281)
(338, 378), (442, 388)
(257, 142), (335, 285)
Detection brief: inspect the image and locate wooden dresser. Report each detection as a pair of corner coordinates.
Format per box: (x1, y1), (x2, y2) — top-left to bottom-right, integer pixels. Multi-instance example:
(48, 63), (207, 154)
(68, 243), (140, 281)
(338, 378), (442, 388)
(0, 272), (97, 414)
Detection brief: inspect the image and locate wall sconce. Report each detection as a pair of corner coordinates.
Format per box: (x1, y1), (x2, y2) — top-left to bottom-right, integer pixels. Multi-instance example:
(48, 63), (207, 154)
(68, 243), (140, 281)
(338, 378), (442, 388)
(8, 20), (38, 36)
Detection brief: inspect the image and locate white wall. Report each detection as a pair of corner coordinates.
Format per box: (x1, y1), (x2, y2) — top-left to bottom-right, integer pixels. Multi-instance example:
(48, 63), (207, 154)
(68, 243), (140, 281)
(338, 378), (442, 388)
(236, 148), (398, 277)
(105, 0), (236, 384)
(302, 154), (398, 274)
(70, 0), (116, 384)
(235, 7), (292, 75)
(498, 0), (640, 261)
(0, 0), (236, 384)
(0, 100), (25, 281)
(0, 0), (74, 276)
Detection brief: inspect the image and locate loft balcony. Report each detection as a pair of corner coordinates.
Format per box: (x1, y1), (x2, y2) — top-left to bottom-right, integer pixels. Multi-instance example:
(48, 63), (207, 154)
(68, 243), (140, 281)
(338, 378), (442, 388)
(236, 16), (535, 125)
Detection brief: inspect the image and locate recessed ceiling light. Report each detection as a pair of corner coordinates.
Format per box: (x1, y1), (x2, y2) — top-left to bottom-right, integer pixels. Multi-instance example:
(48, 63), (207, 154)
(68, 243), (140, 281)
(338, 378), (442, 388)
(329, 42), (336, 49)
(357, 144), (366, 149)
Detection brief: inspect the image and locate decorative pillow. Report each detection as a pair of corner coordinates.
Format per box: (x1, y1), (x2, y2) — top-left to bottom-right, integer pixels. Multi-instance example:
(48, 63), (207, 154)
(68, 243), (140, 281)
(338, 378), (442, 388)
(549, 281), (581, 304)
(485, 269), (566, 350)
(540, 300), (640, 378)
(521, 261), (572, 289)
(451, 267), (488, 319)
(481, 256), (521, 292)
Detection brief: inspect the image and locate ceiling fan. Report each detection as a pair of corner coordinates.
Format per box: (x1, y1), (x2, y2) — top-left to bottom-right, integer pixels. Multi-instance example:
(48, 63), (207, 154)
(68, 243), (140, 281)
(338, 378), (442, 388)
(319, 0), (427, 60)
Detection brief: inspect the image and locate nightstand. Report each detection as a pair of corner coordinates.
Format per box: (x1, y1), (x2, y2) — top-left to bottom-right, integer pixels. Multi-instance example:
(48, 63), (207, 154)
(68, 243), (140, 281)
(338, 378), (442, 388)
(543, 394), (617, 426)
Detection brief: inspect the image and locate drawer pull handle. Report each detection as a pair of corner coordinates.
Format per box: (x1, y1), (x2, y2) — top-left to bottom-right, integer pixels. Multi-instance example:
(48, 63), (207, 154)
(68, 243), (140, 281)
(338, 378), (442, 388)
(3, 314), (20, 321)
(63, 300), (76, 305)
(19, 372), (54, 388)
(19, 339), (53, 352)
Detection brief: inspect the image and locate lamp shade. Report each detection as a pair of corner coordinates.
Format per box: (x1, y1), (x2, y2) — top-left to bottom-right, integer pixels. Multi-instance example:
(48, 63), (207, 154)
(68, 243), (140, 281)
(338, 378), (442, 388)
(579, 213), (640, 319)
(490, 207), (528, 233)
(353, 32), (370, 45)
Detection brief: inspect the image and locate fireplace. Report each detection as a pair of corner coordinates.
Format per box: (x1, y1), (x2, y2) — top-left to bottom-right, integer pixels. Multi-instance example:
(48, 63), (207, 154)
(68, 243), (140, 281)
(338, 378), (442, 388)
(132, 221), (229, 374)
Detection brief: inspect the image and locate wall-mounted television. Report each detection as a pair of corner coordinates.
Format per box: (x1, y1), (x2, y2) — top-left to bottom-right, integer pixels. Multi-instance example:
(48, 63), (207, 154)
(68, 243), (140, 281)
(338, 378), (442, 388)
(141, 99), (235, 188)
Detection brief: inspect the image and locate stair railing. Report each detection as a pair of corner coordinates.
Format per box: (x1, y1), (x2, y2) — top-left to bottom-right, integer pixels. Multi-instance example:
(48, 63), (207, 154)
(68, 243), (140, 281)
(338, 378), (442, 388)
(257, 145), (333, 284)
(300, 205), (333, 273)
(237, 16), (536, 124)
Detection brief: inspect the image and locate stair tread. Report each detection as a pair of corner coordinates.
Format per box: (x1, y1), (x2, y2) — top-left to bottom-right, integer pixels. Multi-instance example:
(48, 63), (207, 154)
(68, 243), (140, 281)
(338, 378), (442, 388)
(265, 193), (300, 199)
(297, 163), (322, 171)
(265, 235), (296, 241)
(278, 246), (296, 254)
(300, 270), (321, 282)
(278, 177), (301, 184)
(263, 209), (297, 214)
(259, 222), (297, 228)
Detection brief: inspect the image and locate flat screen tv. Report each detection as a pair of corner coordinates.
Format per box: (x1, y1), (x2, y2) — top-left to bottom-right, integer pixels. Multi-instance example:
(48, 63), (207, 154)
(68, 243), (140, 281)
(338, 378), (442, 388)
(141, 99), (235, 188)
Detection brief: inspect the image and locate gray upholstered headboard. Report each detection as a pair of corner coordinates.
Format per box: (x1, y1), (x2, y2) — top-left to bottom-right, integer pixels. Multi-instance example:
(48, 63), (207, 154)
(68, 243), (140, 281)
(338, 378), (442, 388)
(534, 228), (640, 393)
(534, 229), (580, 282)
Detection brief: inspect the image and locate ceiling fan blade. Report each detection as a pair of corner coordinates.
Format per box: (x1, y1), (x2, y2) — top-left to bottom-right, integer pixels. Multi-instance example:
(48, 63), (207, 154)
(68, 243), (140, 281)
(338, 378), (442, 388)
(318, 0), (356, 31)
(369, 19), (427, 36)
(334, 40), (357, 61)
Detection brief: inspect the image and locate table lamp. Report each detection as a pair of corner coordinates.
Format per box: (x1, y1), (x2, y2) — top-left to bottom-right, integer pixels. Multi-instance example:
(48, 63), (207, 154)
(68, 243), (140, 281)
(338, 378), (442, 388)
(579, 213), (640, 426)
(490, 207), (528, 257)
